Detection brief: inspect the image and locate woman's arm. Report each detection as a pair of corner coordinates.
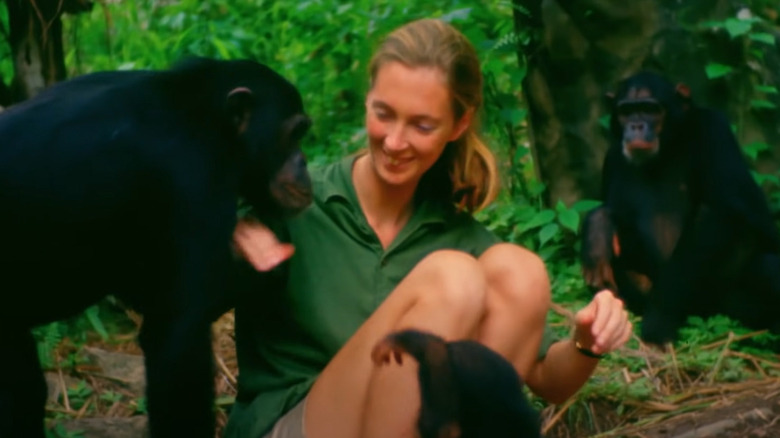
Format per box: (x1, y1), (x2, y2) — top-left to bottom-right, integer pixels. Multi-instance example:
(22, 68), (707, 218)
(525, 290), (633, 404)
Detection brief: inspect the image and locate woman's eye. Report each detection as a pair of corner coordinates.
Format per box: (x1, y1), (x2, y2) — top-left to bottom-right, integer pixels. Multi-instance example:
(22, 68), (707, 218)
(374, 110), (390, 120)
(416, 123), (434, 133)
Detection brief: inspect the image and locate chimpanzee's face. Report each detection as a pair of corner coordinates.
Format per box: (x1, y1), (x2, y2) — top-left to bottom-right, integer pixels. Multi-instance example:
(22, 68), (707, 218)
(616, 87), (665, 164)
(225, 63), (313, 217)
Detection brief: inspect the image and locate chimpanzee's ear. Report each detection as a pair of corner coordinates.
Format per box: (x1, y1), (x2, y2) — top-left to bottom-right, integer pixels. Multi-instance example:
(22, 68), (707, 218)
(675, 83), (692, 110)
(226, 87), (254, 134)
(675, 83), (691, 100)
(604, 91), (616, 108)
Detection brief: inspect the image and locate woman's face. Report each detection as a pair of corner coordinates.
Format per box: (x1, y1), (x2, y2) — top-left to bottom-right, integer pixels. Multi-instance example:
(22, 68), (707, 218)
(364, 62), (470, 190)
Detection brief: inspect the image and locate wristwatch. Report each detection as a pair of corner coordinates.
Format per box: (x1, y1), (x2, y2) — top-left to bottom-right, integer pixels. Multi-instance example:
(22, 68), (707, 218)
(574, 339), (606, 359)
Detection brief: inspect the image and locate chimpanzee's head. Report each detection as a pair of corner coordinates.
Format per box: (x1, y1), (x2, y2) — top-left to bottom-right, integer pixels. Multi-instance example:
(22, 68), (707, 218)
(608, 71), (691, 165)
(212, 59), (313, 218)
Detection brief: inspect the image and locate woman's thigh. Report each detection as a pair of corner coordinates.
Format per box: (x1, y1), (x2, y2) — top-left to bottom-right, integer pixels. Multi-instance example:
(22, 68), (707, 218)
(477, 242), (551, 377)
(303, 249), (488, 438)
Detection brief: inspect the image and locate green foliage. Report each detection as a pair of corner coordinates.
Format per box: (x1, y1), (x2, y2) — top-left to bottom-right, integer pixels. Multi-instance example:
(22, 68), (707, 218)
(46, 423), (85, 438)
(697, 6), (780, 215)
(704, 62), (733, 79)
(99, 390), (124, 404)
(34, 322), (65, 370)
(60, 0), (522, 164)
(33, 299), (135, 370)
(0, 5), (10, 85)
(132, 396), (148, 415)
(66, 380), (94, 411)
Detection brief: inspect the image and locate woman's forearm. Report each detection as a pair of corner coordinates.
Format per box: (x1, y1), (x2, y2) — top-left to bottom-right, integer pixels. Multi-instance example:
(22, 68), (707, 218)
(525, 339), (601, 404)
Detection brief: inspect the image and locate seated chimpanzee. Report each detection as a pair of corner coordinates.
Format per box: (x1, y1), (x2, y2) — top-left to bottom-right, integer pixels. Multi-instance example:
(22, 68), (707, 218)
(581, 71), (780, 346)
(372, 329), (543, 438)
(0, 58), (313, 438)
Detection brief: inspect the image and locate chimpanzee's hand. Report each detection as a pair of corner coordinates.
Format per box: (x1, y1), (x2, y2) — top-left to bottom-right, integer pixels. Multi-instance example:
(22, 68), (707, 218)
(639, 309), (680, 348)
(232, 219), (295, 272)
(574, 290), (633, 356)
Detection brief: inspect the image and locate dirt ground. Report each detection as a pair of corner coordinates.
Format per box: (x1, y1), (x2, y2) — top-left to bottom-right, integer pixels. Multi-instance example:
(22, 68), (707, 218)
(46, 311), (780, 438)
(543, 383), (780, 438)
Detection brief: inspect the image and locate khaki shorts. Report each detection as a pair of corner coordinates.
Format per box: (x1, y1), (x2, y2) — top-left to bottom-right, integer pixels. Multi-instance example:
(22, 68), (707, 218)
(262, 397), (307, 438)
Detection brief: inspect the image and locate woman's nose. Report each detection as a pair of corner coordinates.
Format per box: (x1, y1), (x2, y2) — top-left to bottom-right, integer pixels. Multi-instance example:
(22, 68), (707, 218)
(383, 123), (407, 151)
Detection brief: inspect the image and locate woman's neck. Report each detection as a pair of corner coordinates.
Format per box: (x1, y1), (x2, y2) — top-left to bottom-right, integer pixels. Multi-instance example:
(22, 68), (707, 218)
(352, 154), (416, 248)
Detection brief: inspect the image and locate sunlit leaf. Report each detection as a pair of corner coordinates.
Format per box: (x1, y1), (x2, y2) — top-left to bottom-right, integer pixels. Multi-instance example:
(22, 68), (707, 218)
(750, 99), (777, 109)
(539, 223), (559, 246)
(724, 18), (752, 38)
(85, 305), (109, 340)
(705, 63), (733, 79)
(749, 32), (776, 45)
(572, 199), (602, 212)
(439, 8), (472, 23)
(518, 209), (556, 233)
(756, 85), (779, 94)
(558, 208), (580, 233)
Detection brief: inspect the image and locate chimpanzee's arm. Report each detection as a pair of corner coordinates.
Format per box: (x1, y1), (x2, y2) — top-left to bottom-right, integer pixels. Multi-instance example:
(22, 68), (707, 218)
(696, 109), (780, 251)
(138, 179), (238, 438)
(581, 145), (622, 292)
(372, 330), (459, 438)
(581, 206), (618, 291)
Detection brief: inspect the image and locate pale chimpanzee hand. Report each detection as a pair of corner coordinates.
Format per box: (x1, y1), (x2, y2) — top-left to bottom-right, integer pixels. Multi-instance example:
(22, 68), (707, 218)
(232, 220), (295, 272)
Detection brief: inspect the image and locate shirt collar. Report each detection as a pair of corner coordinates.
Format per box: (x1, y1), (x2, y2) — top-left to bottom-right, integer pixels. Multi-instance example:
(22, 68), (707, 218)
(319, 154), (452, 226)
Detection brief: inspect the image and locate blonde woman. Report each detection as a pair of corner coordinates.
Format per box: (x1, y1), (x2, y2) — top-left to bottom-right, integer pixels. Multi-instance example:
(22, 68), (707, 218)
(226, 18), (631, 438)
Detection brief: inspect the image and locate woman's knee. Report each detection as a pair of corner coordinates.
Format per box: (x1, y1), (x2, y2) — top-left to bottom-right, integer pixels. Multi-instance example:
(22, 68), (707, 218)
(479, 243), (551, 310)
(409, 249), (488, 317)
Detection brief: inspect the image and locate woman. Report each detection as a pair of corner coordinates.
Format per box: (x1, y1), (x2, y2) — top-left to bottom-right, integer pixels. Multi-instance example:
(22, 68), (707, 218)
(225, 18), (631, 438)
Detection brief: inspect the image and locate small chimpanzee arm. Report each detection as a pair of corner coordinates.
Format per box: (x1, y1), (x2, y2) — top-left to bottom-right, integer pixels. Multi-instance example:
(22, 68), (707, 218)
(580, 146), (623, 292)
(581, 206), (618, 292)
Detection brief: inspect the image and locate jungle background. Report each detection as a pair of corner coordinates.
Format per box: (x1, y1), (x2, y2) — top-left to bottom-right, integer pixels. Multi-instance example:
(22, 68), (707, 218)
(1, 0), (780, 437)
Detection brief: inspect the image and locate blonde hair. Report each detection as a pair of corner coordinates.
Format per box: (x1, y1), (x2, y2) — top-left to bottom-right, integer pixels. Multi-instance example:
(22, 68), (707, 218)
(368, 18), (499, 213)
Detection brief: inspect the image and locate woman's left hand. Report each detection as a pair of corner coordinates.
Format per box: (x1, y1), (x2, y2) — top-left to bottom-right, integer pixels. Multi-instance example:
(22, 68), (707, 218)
(573, 289), (633, 356)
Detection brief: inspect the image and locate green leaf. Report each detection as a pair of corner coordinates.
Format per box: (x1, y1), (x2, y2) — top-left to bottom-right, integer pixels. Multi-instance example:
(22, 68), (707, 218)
(750, 99), (777, 109)
(528, 180), (547, 197)
(572, 199), (602, 212)
(439, 8), (472, 23)
(742, 141), (769, 160)
(749, 32), (776, 45)
(705, 63), (733, 79)
(539, 223), (560, 246)
(84, 305), (109, 340)
(558, 208), (580, 233)
(518, 209), (556, 233)
(211, 38), (232, 59)
(724, 18), (752, 38)
(599, 114), (611, 130)
(756, 85), (779, 94)
(499, 108), (527, 125)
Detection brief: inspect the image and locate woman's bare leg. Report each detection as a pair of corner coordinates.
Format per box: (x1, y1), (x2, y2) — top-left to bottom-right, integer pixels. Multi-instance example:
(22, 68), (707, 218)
(477, 243), (551, 378)
(304, 250), (488, 438)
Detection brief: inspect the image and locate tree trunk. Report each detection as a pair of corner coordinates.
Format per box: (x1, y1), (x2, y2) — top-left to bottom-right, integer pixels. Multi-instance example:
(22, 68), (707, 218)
(514, 0), (780, 206)
(3, 0), (93, 104)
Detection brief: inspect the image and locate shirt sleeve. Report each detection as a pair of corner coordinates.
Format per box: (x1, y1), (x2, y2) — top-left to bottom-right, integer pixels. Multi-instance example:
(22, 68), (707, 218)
(451, 212), (502, 257)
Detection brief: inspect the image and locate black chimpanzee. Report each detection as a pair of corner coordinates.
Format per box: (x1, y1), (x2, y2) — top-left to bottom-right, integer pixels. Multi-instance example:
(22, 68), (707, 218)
(372, 329), (542, 438)
(0, 58), (313, 438)
(581, 71), (780, 346)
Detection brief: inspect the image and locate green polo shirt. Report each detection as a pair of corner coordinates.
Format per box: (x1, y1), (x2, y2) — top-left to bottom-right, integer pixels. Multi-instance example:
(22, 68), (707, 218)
(224, 155), (553, 437)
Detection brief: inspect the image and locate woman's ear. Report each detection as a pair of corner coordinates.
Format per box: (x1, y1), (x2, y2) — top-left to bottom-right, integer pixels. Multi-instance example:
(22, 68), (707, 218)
(449, 107), (474, 141)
